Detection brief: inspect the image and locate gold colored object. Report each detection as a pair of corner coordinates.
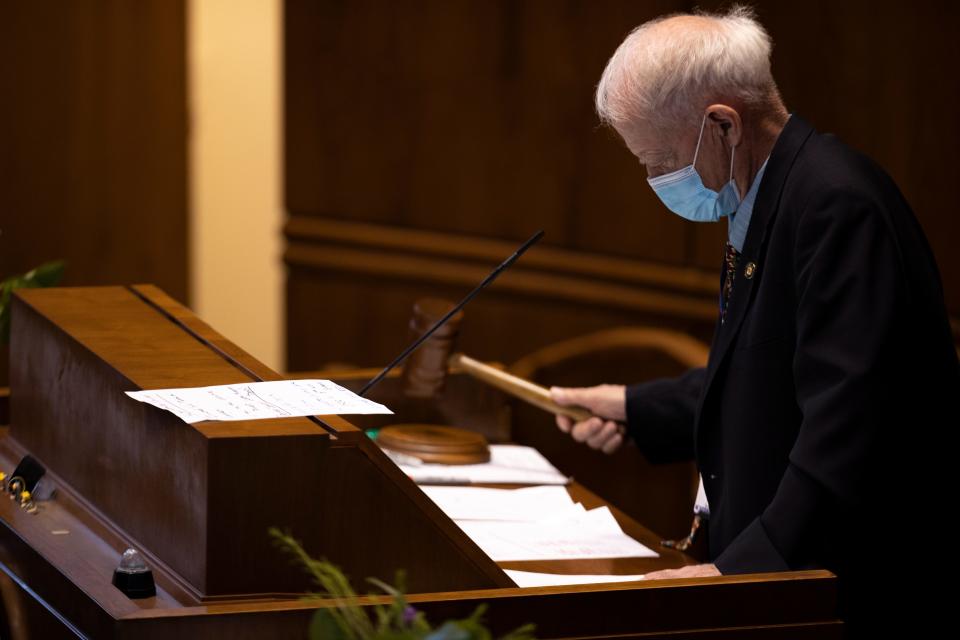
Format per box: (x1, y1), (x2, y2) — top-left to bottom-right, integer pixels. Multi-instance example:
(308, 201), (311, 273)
(16, 487), (38, 514)
(744, 262), (757, 279)
(7, 477), (24, 500)
(660, 512), (706, 551)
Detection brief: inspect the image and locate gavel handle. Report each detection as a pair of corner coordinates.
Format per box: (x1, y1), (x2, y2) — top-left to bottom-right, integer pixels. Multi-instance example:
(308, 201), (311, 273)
(449, 353), (596, 423)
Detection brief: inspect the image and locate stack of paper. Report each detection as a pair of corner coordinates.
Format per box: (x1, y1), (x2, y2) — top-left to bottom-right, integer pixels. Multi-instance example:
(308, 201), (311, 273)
(405, 449), (657, 587)
(420, 485), (584, 521)
(455, 504), (659, 562)
(504, 570), (646, 588)
(399, 444), (570, 485)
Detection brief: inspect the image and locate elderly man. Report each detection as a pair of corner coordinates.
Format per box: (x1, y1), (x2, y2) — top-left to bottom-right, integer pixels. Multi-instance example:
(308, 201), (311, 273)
(550, 6), (958, 637)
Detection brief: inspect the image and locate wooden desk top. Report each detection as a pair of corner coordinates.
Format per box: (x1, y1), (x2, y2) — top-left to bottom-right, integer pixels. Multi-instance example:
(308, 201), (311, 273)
(0, 430), (690, 615)
(0, 432), (840, 639)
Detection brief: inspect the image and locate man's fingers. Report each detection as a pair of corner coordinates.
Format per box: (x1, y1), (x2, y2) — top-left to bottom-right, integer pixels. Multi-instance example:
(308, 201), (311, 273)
(552, 388), (627, 451)
(550, 384), (627, 422)
(643, 569), (673, 580)
(642, 564), (719, 580)
(571, 417), (603, 443)
(586, 421), (619, 449)
(601, 432), (623, 455)
(563, 415), (625, 452)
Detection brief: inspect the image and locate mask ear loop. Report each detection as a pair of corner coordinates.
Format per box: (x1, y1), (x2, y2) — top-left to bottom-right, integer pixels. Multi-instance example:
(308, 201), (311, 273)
(729, 143), (736, 184)
(691, 113), (708, 168)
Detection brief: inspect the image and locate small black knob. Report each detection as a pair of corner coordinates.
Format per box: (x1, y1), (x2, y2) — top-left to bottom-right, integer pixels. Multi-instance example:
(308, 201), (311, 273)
(112, 548), (156, 599)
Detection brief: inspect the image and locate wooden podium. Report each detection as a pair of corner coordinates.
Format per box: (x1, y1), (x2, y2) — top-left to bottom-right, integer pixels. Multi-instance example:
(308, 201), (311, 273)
(0, 286), (842, 638)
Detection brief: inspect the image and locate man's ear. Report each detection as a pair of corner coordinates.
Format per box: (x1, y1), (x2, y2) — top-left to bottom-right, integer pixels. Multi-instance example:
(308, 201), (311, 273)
(706, 105), (743, 148)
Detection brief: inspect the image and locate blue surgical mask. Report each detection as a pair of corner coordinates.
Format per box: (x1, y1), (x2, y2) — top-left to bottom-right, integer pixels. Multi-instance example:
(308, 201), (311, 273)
(647, 113), (740, 222)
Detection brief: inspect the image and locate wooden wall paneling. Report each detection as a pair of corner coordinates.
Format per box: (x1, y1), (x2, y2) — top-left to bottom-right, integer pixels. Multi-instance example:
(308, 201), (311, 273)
(555, 0), (724, 266)
(284, 218), (719, 370)
(287, 264), (714, 372)
(691, 0), (960, 307)
(284, 0), (960, 373)
(0, 1), (189, 385)
(283, 0), (723, 373)
(284, 0), (696, 261)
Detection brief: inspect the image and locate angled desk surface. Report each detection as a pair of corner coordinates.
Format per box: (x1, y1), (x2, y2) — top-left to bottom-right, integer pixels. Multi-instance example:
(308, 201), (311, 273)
(0, 285), (841, 639)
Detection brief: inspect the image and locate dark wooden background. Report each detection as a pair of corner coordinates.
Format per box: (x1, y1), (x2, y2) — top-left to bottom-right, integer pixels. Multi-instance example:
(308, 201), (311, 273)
(284, 0), (960, 377)
(0, 0), (955, 559)
(0, 1), (188, 385)
(1, 1), (957, 388)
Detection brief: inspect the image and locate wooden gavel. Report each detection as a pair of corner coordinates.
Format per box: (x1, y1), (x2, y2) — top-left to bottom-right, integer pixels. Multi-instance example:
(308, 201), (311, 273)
(400, 298), (593, 423)
(450, 353), (593, 422)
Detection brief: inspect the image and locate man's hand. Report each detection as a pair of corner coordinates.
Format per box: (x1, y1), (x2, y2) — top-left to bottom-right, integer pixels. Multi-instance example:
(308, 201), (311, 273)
(550, 385), (627, 454)
(643, 563), (721, 580)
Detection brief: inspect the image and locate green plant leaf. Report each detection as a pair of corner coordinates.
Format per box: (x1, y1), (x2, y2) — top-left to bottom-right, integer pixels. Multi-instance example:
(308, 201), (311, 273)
(310, 609), (349, 640)
(268, 527), (536, 639)
(24, 261), (66, 288)
(0, 260), (66, 344)
(269, 527), (373, 639)
(498, 623), (537, 640)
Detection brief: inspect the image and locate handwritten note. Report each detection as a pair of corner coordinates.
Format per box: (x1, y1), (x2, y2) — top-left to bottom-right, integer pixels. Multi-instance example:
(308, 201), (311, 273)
(126, 379), (392, 423)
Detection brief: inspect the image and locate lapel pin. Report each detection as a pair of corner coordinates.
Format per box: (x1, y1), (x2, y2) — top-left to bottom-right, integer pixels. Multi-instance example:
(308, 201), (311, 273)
(744, 261), (757, 279)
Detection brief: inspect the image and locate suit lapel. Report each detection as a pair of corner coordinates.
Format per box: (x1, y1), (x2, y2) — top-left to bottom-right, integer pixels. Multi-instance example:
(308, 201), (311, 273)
(693, 115), (816, 451)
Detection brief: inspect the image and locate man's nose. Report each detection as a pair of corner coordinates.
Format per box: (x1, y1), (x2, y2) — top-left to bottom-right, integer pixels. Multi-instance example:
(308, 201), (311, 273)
(645, 163), (670, 179)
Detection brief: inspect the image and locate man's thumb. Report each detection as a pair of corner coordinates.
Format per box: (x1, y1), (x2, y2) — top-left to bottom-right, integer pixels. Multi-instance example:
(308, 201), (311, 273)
(551, 386), (586, 407)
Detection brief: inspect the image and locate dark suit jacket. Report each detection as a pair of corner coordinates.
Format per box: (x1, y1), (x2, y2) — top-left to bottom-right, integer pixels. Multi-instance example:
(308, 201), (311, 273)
(625, 114), (959, 635)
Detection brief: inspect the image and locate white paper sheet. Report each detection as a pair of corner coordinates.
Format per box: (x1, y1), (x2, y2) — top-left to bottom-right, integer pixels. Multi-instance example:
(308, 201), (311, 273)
(505, 569), (646, 588)
(399, 444), (570, 485)
(455, 506), (659, 561)
(420, 485), (584, 521)
(126, 379), (392, 423)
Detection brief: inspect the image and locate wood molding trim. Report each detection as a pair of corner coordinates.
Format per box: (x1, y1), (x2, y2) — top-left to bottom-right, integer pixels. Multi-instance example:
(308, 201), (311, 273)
(284, 215), (719, 321)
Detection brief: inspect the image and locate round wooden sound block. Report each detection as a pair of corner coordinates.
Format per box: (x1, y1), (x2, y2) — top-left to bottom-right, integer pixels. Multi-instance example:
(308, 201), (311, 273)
(377, 424), (490, 465)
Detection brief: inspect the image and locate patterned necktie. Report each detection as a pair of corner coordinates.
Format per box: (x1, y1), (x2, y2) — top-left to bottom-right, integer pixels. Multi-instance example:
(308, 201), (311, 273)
(720, 240), (741, 324)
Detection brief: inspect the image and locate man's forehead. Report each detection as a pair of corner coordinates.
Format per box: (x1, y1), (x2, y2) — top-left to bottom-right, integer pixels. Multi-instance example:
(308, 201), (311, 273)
(620, 124), (667, 162)
(620, 118), (701, 165)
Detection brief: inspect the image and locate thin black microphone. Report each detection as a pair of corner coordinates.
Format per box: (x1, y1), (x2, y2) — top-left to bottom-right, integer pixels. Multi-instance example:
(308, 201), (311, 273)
(358, 230), (545, 397)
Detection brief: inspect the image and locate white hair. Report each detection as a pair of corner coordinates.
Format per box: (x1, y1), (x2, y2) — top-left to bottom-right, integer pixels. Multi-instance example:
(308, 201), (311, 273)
(595, 5), (780, 137)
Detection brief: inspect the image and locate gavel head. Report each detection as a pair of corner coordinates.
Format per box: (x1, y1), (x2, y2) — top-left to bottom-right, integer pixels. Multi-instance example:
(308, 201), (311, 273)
(400, 298), (464, 398)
